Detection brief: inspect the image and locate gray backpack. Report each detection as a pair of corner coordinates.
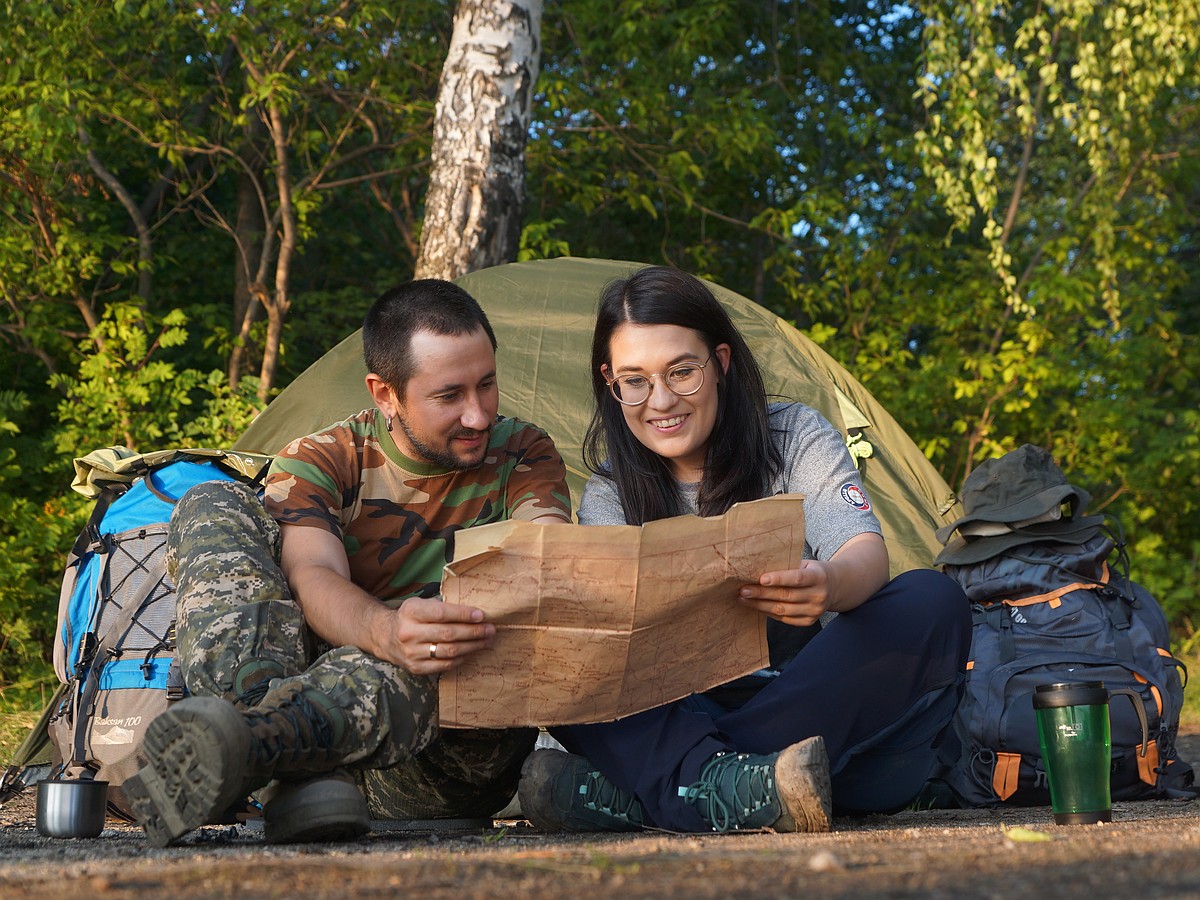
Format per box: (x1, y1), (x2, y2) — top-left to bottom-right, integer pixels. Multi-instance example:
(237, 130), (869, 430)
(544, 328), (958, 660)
(45, 447), (269, 817)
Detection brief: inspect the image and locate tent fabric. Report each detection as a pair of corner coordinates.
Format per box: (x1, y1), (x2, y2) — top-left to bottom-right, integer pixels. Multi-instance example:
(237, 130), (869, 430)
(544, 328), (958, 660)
(234, 258), (960, 574)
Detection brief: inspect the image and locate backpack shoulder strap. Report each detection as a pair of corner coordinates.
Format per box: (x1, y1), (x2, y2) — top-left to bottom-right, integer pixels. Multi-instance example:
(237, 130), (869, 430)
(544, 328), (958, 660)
(68, 482), (132, 559)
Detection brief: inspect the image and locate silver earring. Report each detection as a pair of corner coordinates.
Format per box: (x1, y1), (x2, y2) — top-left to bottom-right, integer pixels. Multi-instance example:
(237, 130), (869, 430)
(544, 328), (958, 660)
(386, 415), (394, 432)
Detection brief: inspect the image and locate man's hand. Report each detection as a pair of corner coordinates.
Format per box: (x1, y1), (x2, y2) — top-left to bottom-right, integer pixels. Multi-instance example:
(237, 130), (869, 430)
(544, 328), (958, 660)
(281, 523), (498, 675)
(370, 596), (496, 675)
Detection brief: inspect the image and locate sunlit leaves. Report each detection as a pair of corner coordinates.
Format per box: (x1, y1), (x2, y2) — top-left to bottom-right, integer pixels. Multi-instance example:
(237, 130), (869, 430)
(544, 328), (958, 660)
(915, 0), (1200, 320)
(49, 303), (203, 453)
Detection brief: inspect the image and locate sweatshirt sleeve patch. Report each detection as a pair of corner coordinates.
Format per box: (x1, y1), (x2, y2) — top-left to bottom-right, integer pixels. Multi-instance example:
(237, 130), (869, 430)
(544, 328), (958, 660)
(840, 482), (872, 512)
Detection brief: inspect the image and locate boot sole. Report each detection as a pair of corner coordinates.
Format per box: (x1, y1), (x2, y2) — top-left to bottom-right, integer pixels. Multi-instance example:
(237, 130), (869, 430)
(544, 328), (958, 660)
(517, 749), (565, 831)
(773, 735), (833, 833)
(123, 697), (253, 847)
(264, 776), (370, 844)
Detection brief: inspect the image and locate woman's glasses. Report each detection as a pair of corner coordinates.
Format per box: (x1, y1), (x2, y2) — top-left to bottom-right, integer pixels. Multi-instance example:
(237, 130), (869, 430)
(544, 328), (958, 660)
(604, 353), (715, 406)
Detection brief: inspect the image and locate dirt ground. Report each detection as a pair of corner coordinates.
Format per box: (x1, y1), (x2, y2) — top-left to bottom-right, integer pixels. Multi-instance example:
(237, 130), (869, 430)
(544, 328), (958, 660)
(3, 736), (1199, 899)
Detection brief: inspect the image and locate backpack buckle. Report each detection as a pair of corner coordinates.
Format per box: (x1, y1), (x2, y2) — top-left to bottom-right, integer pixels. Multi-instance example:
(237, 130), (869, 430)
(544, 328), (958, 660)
(74, 633), (98, 676)
(166, 661), (186, 701)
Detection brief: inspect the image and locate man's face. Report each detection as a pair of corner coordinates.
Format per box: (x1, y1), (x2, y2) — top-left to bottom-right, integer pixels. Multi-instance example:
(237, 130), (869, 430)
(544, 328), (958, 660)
(391, 327), (500, 470)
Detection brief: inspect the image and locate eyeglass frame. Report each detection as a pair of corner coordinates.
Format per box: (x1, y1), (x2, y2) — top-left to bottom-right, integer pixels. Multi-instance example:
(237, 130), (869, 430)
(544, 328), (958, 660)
(601, 352), (717, 407)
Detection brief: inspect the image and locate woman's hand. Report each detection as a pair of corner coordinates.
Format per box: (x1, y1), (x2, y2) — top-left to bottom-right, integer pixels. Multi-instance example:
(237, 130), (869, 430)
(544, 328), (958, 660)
(738, 533), (890, 626)
(737, 560), (834, 626)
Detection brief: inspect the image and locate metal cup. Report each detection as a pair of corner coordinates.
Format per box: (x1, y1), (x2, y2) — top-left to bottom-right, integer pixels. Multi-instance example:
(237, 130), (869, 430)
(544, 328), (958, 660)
(36, 778), (109, 838)
(1032, 681), (1149, 825)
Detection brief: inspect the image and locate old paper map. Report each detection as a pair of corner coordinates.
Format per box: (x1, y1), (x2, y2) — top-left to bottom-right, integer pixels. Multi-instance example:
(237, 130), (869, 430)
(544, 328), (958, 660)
(438, 494), (805, 728)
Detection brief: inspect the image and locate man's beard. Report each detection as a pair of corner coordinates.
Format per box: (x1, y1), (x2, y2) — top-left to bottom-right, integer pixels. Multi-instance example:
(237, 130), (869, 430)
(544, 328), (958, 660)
(395, 414), (490, 471)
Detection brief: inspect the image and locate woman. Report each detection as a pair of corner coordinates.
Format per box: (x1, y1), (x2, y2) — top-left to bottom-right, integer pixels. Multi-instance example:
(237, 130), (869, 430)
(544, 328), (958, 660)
(517, 266), (971, 834)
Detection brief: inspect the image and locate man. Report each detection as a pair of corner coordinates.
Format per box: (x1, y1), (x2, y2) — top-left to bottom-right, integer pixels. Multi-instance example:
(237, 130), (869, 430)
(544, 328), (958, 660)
(124, 279), (571, 846)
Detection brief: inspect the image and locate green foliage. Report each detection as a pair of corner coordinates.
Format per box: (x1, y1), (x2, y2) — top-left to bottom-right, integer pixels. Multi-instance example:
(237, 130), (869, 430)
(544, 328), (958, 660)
(277, 285), (380, 382)
(519, 218), (572, 262)
(0, 394), (84, 686)
(182, 371), (266, 450)
(0, 679), (53, 767)
(0, 488), (79, 685)
(50, 303), (204, 454)
(916, 0), (1200, 318)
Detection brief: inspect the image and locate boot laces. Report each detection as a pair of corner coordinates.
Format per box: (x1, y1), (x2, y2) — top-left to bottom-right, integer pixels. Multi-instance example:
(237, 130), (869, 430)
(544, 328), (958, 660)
(235, 678), (273, 710)
(581, 769), (643, 825)
(246, 691), (336, 769)
(679, 752), (777, 833)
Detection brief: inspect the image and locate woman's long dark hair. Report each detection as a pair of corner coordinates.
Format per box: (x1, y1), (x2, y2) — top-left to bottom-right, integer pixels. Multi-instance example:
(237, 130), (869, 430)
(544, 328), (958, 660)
(582, 266), (782, 525)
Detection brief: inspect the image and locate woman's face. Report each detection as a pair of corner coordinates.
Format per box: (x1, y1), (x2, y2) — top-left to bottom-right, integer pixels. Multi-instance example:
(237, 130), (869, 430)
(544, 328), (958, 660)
(604, 323), (731, 482)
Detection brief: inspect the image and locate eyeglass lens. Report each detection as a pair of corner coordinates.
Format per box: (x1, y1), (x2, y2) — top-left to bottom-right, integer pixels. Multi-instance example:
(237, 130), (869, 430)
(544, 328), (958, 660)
(611, 360), (706, 404)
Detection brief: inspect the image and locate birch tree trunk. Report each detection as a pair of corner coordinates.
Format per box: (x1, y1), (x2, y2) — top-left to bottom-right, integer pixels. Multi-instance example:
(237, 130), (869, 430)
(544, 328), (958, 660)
(415, 0), (542, 281)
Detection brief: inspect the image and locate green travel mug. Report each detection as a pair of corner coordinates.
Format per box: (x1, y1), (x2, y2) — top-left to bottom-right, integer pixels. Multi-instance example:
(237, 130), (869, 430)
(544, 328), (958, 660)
(1032, 681), (1149, 825)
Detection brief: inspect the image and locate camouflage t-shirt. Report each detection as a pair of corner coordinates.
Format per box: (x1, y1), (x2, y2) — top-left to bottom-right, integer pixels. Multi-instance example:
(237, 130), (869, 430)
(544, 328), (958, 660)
(263, 408), (570, 604)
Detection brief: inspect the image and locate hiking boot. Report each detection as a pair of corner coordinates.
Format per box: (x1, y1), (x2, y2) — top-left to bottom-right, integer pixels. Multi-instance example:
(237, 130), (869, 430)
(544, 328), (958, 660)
(518, 749), (646, 832)
(259, 769), (370, 844)
(678, 735), (832, 833)
(124, 685), (349, 847)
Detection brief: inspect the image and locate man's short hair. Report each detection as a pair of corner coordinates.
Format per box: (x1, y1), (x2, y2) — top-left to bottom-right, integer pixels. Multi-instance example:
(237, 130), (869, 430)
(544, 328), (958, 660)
(362, 279), (499, 392)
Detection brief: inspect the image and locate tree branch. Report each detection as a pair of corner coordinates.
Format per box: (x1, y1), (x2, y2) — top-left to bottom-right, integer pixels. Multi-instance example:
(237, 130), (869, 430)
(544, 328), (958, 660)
(77, 122), (153, 303)
(1000, 24), (1059, 248)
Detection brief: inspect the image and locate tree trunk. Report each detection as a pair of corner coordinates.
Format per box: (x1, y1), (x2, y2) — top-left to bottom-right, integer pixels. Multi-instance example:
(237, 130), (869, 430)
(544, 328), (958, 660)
(415, 0), (543, 281)
(255, 98), (296, 403)
(228, 117), (269, 392)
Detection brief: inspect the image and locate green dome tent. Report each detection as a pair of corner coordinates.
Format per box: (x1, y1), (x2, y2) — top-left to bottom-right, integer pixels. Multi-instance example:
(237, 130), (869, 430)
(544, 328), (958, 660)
(235, 258), (958, 575)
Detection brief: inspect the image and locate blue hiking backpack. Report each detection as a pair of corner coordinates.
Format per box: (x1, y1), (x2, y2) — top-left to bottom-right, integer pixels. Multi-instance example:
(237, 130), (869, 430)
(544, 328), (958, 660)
(47, 448), (270, 817)
(936, 531), (1194, 807)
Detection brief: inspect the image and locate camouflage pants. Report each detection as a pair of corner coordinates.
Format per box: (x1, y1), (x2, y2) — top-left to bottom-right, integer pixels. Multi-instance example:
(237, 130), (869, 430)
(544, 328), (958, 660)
(166, 480), (534, 818)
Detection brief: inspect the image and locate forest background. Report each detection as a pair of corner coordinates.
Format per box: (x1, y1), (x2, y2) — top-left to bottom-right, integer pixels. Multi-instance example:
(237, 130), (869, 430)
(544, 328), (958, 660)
(1, 0), (1198, 739)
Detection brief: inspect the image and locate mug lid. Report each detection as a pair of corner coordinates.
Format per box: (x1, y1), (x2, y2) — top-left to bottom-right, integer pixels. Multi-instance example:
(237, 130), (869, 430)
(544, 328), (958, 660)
(1033, 681), (1108, 709)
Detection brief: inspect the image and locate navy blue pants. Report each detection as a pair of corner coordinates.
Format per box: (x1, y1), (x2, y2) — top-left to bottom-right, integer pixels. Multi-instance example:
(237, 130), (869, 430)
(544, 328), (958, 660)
(552, 569), (971, 831)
